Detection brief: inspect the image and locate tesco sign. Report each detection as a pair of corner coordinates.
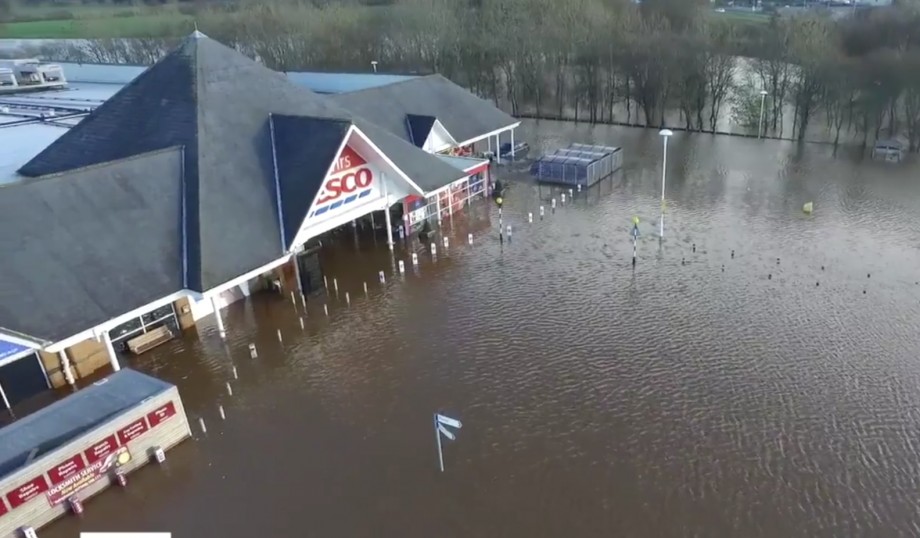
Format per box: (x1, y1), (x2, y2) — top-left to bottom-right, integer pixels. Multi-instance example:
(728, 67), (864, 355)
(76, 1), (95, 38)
(309, 145), (379, 219)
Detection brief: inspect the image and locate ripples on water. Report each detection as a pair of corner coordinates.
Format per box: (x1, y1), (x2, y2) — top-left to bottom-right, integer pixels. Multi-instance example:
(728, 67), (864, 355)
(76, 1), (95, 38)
(47, 121), (920, 538)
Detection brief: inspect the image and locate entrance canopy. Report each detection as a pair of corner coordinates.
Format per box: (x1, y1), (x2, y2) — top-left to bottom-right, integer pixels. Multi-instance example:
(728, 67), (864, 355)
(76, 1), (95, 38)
(0, 338), (30, 363)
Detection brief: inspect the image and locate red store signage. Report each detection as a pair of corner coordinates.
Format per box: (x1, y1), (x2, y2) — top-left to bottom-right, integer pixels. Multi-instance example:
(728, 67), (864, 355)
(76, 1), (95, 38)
(84, 435), (119, 464)
(117, 418), (149, 445)
(147, 401), (177, 428)
(6, 475), (49, 508)
(0, 497), (7, 516)
(47, 454), (87, 485)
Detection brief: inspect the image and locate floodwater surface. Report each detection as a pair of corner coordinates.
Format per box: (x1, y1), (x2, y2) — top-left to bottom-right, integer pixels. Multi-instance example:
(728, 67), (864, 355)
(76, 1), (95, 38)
(44, 120), (920, 538)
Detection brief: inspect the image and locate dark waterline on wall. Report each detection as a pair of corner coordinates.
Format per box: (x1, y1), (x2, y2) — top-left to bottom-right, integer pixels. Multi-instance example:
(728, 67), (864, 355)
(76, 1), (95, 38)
(41, 120), (920, 538)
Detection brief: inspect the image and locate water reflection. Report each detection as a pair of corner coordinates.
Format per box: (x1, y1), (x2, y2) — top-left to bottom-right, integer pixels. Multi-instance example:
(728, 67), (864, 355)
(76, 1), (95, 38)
(43, 120), (920, 538)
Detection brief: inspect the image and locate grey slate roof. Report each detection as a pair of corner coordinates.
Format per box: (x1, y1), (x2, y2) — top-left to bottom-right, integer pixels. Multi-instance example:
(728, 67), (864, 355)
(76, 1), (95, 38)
(0, 369), (172, 480)
(331, 75), (519, 146)
(5, 34), (474, 343)
(270, 115), (351, 249)
(0, 148), (184, 342)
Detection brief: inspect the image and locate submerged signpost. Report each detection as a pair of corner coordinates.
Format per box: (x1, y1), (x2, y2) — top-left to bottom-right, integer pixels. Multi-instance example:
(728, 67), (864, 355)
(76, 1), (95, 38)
(631, 216), (640, 267)
(434, 413), (462, 472)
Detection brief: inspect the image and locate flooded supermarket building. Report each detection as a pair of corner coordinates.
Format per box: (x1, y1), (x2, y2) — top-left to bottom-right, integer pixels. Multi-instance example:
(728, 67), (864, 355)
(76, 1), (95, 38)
(0, 31), (518, 409)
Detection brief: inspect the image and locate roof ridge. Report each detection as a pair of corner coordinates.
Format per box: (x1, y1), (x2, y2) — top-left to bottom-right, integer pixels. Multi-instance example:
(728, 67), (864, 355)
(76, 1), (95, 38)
(4, 146), (184, 187)
(335, 73), (434, 96)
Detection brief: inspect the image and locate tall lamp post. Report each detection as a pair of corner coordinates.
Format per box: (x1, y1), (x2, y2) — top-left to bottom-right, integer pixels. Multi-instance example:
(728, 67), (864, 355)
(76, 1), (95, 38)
(758, 90), (768, 139)
(658, 129), (673, 239)
(371, 60), (378, 73)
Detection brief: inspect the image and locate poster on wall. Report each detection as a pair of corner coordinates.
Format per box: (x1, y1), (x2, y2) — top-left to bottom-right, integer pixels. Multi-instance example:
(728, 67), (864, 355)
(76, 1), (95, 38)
(45, 447), (132, 505)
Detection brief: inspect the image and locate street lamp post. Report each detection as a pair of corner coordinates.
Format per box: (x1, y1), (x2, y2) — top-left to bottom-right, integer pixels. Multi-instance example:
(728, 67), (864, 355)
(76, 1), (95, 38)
(371, 60), (378, 73)
(758, 90), (768, 139)
(658, 129), (673, 239)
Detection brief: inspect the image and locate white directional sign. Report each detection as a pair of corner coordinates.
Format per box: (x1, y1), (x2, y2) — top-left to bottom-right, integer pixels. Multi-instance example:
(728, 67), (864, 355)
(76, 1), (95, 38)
(437, 424), (456, 441)
(436, 414), (462, 429)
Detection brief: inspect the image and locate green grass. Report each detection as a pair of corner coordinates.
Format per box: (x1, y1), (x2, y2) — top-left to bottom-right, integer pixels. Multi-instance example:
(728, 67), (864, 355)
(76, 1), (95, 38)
(0, 5), (194, 39)
(713, 9), (772, 23)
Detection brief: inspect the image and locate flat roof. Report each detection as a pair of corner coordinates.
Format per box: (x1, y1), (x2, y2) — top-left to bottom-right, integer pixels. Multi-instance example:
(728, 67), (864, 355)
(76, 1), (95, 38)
(285, 71), (417, 94)
(0, 122), (71, 185)
(0, 369), (173, 480)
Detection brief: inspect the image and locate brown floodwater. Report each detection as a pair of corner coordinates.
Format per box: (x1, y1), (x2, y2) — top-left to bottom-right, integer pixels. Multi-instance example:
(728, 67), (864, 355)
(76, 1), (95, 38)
(43, 120), (920, 538)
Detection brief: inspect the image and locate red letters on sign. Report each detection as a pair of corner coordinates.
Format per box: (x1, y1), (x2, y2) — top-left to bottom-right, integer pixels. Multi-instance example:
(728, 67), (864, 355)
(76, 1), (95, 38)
(47, 454), (87, 485)
(117, 418), (149, 445)
(7, 476), (49, 508)
(147, 401), (177, 428)
(331, 145), (367, 174)
(84, 435), (118, 464)
(316, 168), (374, 205)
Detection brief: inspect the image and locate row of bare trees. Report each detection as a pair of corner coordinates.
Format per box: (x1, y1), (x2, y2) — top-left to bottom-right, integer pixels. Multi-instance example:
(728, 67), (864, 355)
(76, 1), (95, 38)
(40, 0), (920, 150)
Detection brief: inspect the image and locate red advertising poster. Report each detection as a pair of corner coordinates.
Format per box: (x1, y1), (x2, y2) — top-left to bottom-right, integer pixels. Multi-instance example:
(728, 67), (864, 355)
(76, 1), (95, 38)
(0, 498), (8, 516)
(7, 475), (49, 508)
(117, 417), (149, 445)
(84, 435), (118, 464)
(47, 454), (87, 485)
(147, 401), (177, 428)
(46, 447), (131, 506)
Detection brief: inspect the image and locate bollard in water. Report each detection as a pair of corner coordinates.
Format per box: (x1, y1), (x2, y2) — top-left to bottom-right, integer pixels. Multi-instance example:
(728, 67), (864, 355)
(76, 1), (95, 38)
(528, 212), (533, 223)
(333, 278), (339, 294)
(431, 243), (437, 257)
(226, 381), (233, 396)
(399, 260), (406, 273)
(219, 405), (226, 420)
(198, 417), (207, 434)
(153, 446), (166, 464)
(248, 343), (258, 359)
(443, 236), (449, 248)
(468, 233), (473, 244)
(299, 317), (305, 330)
(363, 281), (369, 296)
(569, 188), (573, 197)
(323, 275), (328, 290)
(577, 184), (582, 192)
(345, 292), (351, 306)
(561, 193), (566, 204)
(232, 366), (238, 379)
(540, 206), (545, 219)
(411, 253), (419, 265)
(379, 270), (386, 284)
(324, 304), (329, 316)
(300, 293), (307, 310)
(277, 329), (283, 343)
(552, 198), (557, 210)
(507, 225), (512, 240)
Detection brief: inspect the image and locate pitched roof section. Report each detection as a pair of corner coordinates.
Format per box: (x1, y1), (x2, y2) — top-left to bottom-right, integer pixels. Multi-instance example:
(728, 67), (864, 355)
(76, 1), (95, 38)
(270, 115), (351, 250)
(0, 148), (184, 343)
(18, 33), (347, 292)
(331, 74), (518, 146)
(406, 114), (436, 147)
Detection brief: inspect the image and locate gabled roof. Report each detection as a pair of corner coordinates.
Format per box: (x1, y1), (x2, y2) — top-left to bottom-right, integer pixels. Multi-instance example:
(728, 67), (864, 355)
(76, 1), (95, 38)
(0, 148), (184, 343)
(406, 114), (436, 147)
(331, 74), (519, 146)
(269, 115), (351, 249)
(18, 32), (345, 292)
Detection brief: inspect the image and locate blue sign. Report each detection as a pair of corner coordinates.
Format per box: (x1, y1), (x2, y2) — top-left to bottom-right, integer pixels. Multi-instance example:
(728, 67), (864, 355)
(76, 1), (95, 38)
(0, 338), (30, 361)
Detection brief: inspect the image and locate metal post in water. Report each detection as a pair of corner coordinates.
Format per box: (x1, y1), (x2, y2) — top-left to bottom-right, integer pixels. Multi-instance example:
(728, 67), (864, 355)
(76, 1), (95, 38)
(577, 184), (582, 192)
(290, 291), (296, 307)
(300, 293), (307, 310)
(277, 329), (283, 343)
(299, 317), (305, 330)
(443, 236), (449, 249)
(323, 275), (328, 290)
(540, 206), (545, 219)
(468, 233), (473, 244)
(399, 260), (406, 273)
(363, 281), (369, 296)
(345, 292), (351, 306)
(249, 343), (258, 359)
(507, 225), (512, 241)
(528, 212), (533, 223)
(379, 271), (386, 284)
(561, 193), (566, 204)
(219, 405), (226, 420)
(333, 278), (339, 295)
(435, 414), (444, 473)
(324, 304), (329, 316)
(232, 366), (238, 379)
(226, 381), (233, 396)
(431, 243), (437, 257)
(551, 198), (556, 213)
(412, 253), (419, 266)
(199, 417), (207, 434)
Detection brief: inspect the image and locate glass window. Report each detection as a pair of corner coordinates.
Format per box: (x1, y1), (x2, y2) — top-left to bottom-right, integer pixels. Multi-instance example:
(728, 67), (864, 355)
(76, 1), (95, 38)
(142, 304), (175, 326)
(110, 317), (142, 340)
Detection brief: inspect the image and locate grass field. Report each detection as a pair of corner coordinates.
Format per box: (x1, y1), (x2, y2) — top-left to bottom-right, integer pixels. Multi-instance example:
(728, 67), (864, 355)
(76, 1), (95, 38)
(0, 5), (192, 39)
